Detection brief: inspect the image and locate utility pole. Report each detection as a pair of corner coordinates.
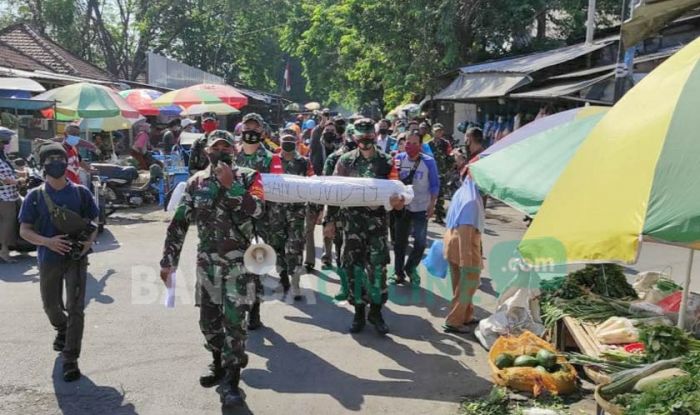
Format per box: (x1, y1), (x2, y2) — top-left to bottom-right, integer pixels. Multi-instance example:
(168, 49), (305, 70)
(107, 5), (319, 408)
(586, 0), (597, 44)
(613, 0), (635, 102)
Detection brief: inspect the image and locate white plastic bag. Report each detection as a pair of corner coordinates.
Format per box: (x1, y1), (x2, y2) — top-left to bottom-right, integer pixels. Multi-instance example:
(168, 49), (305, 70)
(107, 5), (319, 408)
(475, 271), (545, 350)
(167, 181), (187, 212)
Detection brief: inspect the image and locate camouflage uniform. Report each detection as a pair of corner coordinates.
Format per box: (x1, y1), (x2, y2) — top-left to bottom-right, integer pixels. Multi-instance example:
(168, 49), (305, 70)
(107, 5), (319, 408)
(332, 148), (395, 306)
(268, 152), (313, 278)
(428, 137), (453, 222)
(321, 144), (355, 266)
(160, 165), (265, 369)
(235, 146), (273, 302)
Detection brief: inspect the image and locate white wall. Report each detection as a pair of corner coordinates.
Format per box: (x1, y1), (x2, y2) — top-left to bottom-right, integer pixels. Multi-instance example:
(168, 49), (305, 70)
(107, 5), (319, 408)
(452, 103), (478, 145)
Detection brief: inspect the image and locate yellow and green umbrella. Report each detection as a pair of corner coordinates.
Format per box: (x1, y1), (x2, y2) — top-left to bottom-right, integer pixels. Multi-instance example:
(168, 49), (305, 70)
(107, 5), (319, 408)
(470, 106), (608, 216)
(521, 37), (700, 264)
(33, 82), (139, 119)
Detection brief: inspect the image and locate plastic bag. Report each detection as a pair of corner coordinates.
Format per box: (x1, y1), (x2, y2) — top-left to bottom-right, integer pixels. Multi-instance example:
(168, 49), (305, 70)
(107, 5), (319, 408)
(489, 331), (577, 396)
(475, 271), (545, 350)
(422, 240), (447, 279)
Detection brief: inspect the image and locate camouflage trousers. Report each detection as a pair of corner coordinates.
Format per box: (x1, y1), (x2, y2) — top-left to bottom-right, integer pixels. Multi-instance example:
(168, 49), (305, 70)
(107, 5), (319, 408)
(196, 251), (257, 369)
(341, 208), (390, 306)
(268, 202), (306, 276)
(435, 177), (447, 220)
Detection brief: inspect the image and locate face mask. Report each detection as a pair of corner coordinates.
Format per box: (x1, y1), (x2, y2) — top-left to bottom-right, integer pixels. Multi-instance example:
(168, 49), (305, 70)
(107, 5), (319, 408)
(378, 128), (390, 135)
(397, 126), (406, 133)
(208, 151), (233, 166)
(241, 130), (261, 144)
(281, 142), (296, 153)
(358, 138), (374, 150)
(202, 120), (218, 134)
(44, 160), (67, 178)
(345, 141), (357, 151)
(405, 143), (421, 158)
(65, 135), (80, 147)
(322, 131), (337, 143)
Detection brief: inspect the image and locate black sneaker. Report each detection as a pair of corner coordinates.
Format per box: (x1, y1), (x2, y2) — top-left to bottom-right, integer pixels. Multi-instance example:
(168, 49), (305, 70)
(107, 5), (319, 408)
(349, 305), (366, 333)
(219, 368), (244, 408)
(367, 305), (389, 335)
(63, 361), (81, 382)
(304, 263), (315, 272)
(248, 303), (263, 331)
(199, 352), (224, 388)
(53, 331), (66, 352)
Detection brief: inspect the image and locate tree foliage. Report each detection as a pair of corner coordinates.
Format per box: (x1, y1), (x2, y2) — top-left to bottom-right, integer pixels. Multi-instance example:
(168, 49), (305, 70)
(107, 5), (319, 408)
(0, 0), (620, 109)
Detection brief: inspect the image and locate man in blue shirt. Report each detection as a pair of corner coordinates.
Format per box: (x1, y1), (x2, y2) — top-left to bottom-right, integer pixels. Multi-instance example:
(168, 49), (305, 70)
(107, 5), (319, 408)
(391, 130), (440, 286)
(19, 143), (99, 382)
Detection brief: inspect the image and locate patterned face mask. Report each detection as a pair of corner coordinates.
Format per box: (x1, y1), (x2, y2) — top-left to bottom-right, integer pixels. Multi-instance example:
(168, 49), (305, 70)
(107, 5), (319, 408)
(241, 130), (262, 144)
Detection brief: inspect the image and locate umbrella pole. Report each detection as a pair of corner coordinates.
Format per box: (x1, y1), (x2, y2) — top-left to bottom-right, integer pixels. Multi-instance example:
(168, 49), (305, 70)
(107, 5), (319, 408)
(678, 248), (695, 329)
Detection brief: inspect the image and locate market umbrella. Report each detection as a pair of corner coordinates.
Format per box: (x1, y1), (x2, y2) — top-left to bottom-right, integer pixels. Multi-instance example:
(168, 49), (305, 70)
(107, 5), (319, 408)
(78, 115), (144, 132)
(470, 107), (608, 216)
(118, 89), (182, 117)
(304, 101), (321, 111)
(180, 102), (240, 116)
(518, 38), (700, 327)
(153, 83), (248, 109)
(477, 106), (608, 160)
(33, 82), (139, 119)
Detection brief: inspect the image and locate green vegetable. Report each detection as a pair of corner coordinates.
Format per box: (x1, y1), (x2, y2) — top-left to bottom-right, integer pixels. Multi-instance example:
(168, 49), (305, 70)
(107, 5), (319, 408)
(495, 353), (515, 369)
(600, 357), (682, 398)
(553, 264), (637, 300)
(461, 386), (509, 415)
(639, 324), (700, 362)
(634, 368), (688, 392)
(536, 349), (556, 369)
(535, 365), (548, 373)
(613, 370), (700, 415)
(513, 355), (539, 367)
(655, 277), (682, 293)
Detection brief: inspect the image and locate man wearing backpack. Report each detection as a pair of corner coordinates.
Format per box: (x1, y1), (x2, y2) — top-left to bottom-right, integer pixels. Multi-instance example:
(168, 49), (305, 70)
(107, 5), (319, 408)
(18, 143), (99, 382)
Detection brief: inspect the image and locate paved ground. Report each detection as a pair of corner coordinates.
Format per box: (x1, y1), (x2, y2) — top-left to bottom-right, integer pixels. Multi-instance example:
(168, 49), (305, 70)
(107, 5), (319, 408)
(1, 201), (696, 415)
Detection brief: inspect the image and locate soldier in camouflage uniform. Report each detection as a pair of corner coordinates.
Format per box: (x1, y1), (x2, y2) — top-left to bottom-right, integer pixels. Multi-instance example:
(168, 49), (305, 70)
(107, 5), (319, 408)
(234, 113), (273, 328)
(268, 133), (315, 300)
(321, 132), (357, 301)
(159, 130), (264, 408)
(188, 112), (220, 175)
(324, 118), (405, 335)
(428, 123), (453, 224)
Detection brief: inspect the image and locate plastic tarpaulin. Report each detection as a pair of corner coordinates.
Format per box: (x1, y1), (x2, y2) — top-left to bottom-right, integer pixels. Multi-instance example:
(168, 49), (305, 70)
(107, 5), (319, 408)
(434, 73), (530, 101)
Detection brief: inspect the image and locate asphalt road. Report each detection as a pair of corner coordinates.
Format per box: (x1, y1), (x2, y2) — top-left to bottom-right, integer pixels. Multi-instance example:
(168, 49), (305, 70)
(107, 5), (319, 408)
(2, 201), (696, 415)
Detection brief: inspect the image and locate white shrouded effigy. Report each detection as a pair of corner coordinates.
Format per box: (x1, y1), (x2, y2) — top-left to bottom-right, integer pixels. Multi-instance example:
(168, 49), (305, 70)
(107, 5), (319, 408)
(261, 174), (414, 209)
(166, 174), (414, 212)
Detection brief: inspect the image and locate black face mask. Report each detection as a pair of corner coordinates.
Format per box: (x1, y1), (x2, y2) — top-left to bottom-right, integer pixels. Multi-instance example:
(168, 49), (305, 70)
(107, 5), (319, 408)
(345, 141), (357, 151)
(322, 131), (337, 142)
(358, 138), (375, 150)
(208, 151), (233, 166)
(281, 142), (296, 153)
(44, 160), (67, 179)
(241, 130), (262, 144)
(378, 128), (390, 135)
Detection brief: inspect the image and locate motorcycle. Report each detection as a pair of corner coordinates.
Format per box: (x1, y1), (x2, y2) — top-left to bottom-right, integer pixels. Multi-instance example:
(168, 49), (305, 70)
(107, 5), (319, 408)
(3, 157), (43, 252)
(92, 162), (162, 214)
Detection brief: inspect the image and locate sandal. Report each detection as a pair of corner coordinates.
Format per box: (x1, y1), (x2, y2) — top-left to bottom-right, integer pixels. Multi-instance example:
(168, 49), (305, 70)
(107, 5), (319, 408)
(442, 324), (471, 334)
(388, 274), (407, 285)
(464, 319), (481, 326)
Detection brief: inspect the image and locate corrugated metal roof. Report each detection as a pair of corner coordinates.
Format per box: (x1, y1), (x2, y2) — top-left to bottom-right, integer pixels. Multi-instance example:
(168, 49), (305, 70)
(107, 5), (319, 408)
(459, 36), (618, 74)
(549, 46), (681, 80)
(434, 73), (531, 101)
(510, 72), (614, 99)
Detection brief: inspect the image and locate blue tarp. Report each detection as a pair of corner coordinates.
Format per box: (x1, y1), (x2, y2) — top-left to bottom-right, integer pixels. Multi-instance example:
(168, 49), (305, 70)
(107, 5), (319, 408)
(0, 97), (54, 111)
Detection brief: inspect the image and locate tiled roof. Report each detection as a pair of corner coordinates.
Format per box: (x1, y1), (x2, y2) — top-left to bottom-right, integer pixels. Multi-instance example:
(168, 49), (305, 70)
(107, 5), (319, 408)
(0, 23), (113, 81)
(0, 40), (51, 72)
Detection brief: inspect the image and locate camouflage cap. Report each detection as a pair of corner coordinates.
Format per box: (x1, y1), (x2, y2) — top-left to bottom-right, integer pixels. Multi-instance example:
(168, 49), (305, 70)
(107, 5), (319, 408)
(202, 112), (217, 121)
(242, 112), (264, 126)
(206, 130), (235, 147)
(353, 117), (374, 135)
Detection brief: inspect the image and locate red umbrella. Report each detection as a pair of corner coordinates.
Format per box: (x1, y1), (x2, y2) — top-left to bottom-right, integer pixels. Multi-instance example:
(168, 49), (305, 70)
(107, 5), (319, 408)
(118, 89), (182, 116)
(152, 83), (248, 109)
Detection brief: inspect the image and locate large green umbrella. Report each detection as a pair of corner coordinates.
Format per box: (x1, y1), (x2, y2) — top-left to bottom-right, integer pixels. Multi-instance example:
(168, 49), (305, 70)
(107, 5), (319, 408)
(33, 82), (139, 119)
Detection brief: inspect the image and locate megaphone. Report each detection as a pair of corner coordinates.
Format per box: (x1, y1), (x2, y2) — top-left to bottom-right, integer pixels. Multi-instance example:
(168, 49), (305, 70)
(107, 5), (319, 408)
(243, 243), (277, 275)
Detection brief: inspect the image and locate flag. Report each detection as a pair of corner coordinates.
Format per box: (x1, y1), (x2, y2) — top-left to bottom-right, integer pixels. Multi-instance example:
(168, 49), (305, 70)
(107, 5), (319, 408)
(283, 61), (291, 92)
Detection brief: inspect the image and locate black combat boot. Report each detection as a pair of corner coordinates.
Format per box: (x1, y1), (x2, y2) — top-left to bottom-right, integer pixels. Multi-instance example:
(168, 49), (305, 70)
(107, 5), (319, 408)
(220, 367), (244, 408)
(367, 304), (390, 335)
(199, 351), (224, 388)
(349, 305), (366, 333)
(278, 270), (290, 293)
(248, 302), (262, 330)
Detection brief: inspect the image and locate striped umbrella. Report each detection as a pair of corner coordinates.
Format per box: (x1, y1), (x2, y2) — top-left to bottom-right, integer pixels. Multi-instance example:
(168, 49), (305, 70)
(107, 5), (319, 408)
(118, 89), (182, 117)
(470, 107), (608, 215)
(33, 82), (139, 119)
(478, 106), (609, 159)
(152, 83), (248, 109)
(518, 38), (700, 326)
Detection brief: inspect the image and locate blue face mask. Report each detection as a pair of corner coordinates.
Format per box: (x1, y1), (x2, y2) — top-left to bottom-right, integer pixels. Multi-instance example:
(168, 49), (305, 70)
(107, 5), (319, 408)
(65, 135), (80, 147)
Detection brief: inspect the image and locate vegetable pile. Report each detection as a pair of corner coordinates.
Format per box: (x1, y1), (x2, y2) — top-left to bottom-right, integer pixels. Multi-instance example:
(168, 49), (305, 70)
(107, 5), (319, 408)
(639, 324), (700, 362)
(543, 264), (637, 300)
(495, 349), (562, 374)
